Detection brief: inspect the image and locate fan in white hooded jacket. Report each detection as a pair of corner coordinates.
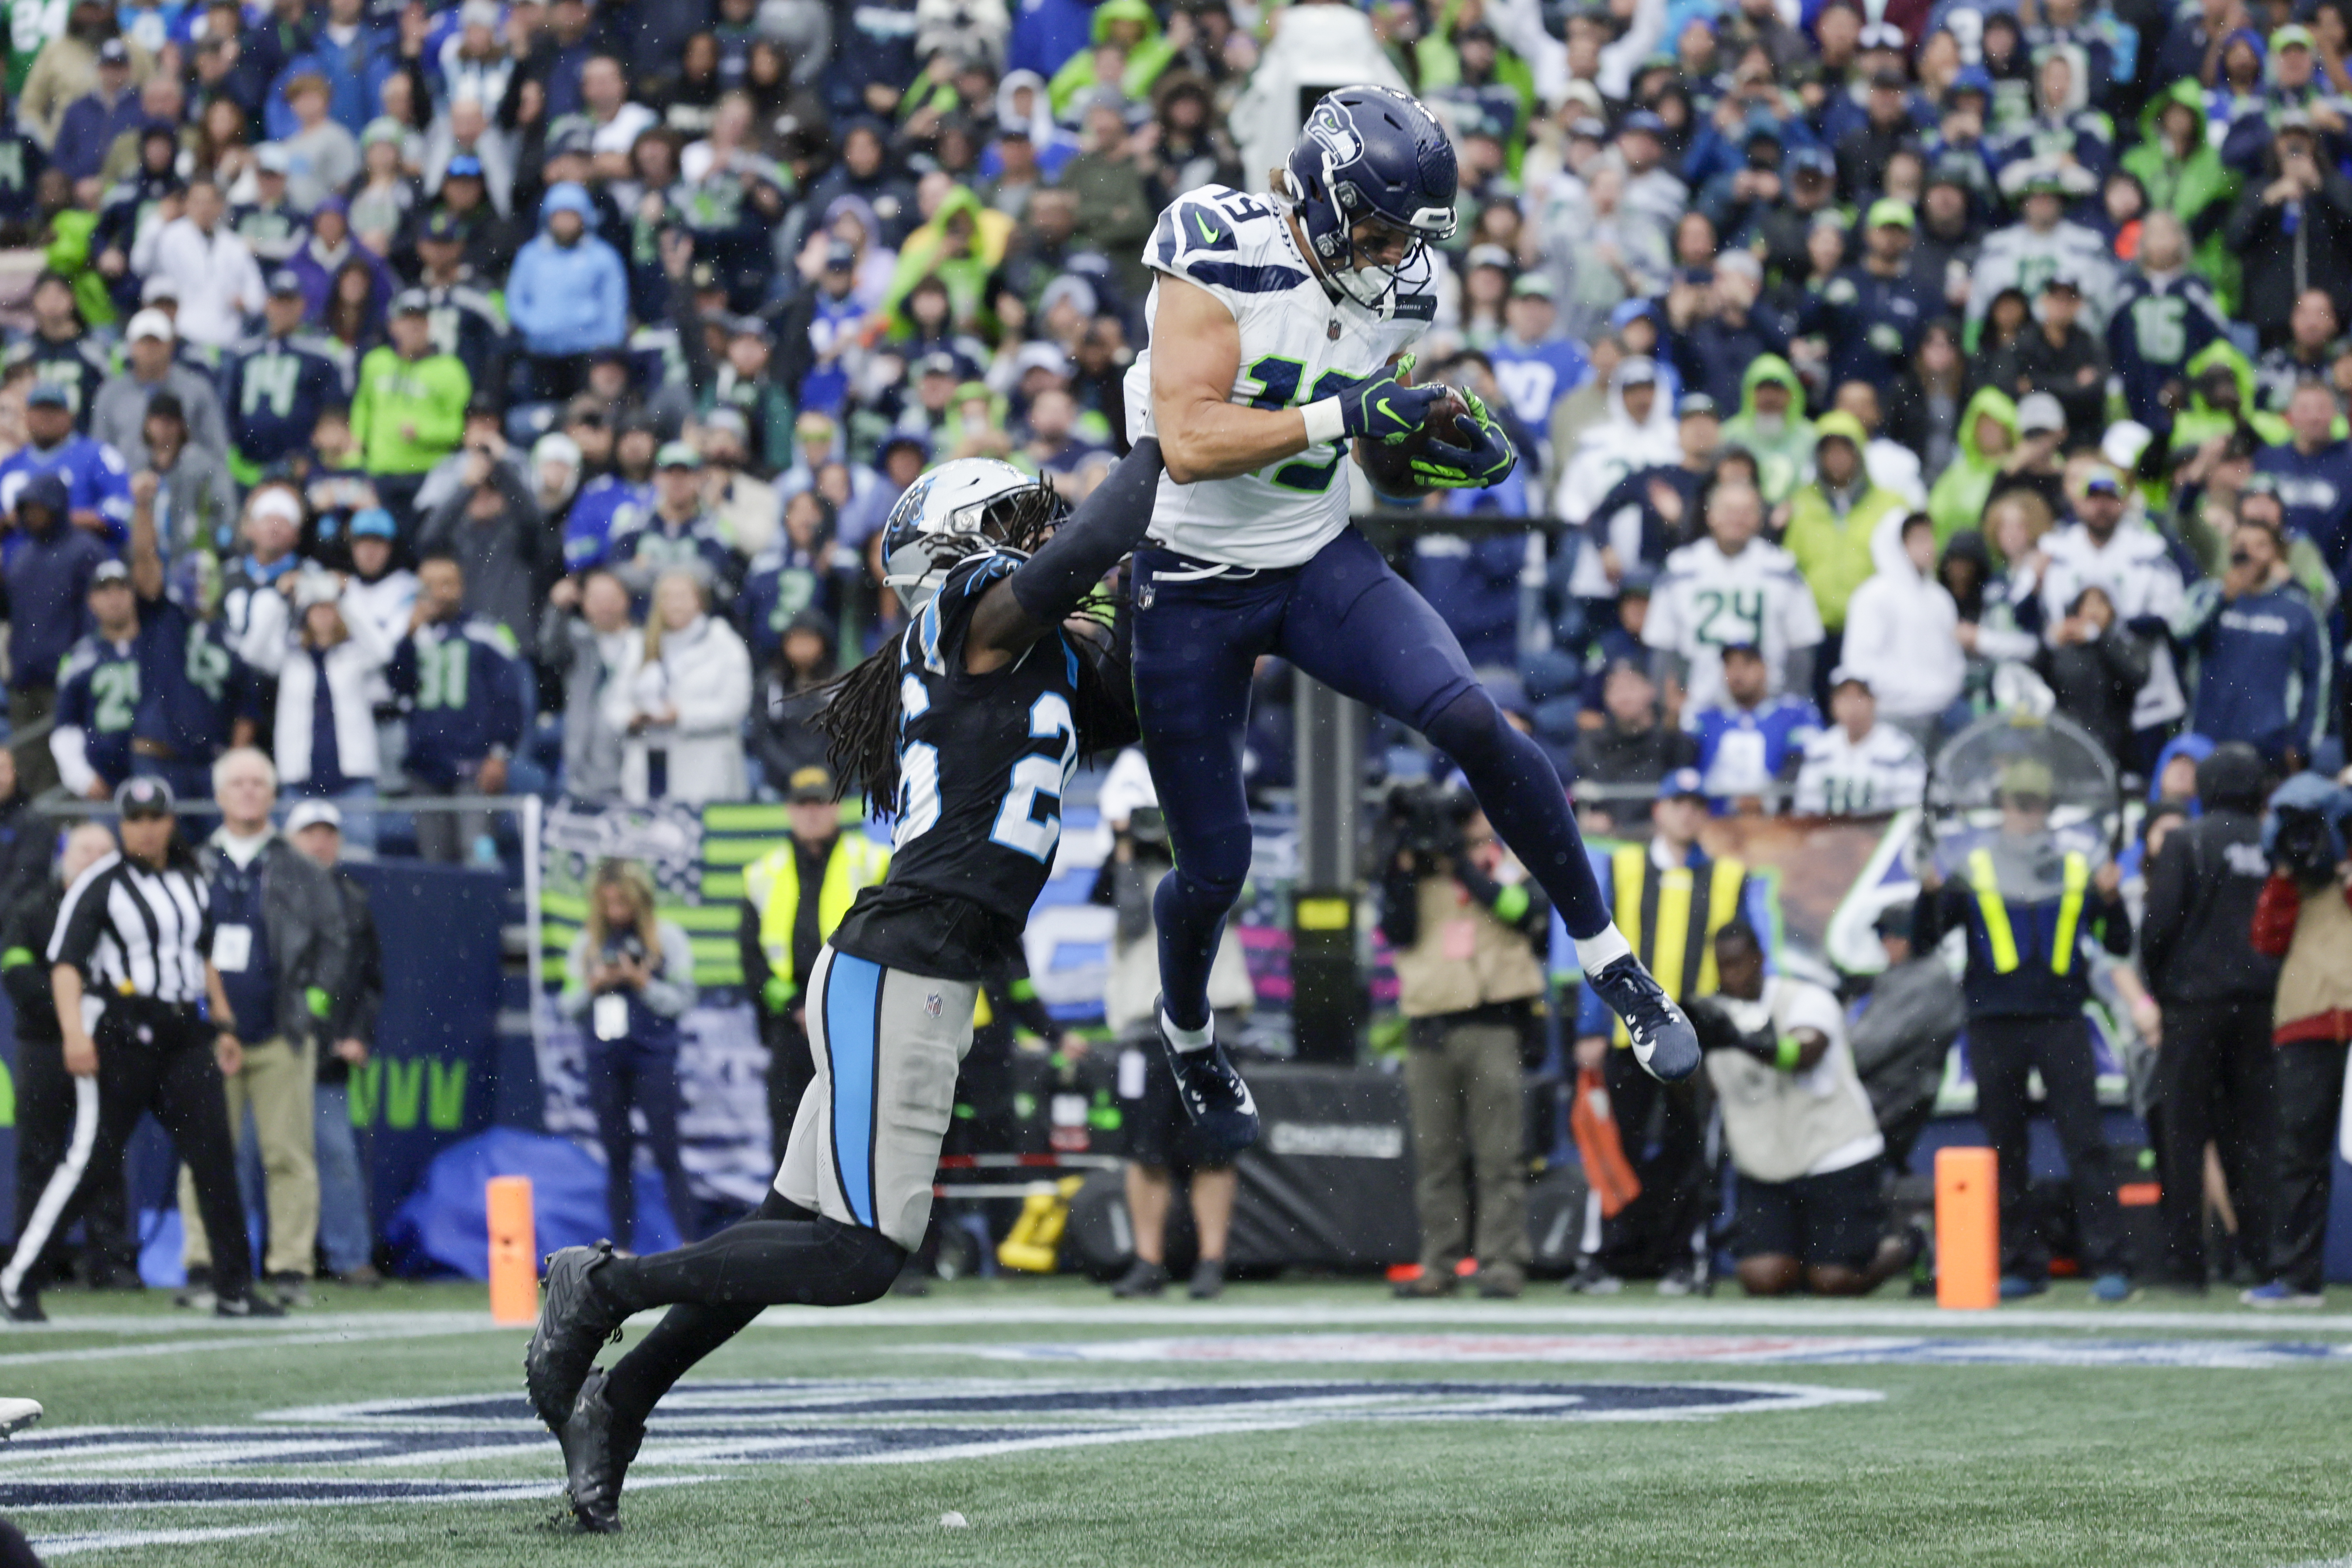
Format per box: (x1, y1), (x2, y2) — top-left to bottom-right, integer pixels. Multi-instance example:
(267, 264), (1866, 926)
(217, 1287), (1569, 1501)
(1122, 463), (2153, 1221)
(601, 612), (754, 805)
(1839, 510), (1965, 727)
(1556, 358), (1683, 600)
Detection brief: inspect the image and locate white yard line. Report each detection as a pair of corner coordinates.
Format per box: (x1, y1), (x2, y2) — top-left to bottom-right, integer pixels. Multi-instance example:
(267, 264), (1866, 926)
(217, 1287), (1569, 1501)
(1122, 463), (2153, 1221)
(31, 1524), (291, 1556)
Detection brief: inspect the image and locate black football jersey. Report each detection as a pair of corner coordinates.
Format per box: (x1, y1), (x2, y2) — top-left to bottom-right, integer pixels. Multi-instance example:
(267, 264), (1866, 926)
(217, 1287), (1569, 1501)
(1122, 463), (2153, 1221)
(829, 551), (1132, 981)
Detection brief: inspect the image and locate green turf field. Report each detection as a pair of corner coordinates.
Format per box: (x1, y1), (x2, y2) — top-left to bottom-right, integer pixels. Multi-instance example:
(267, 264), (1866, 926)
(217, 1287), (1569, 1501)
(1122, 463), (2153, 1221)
(1, 1276), (2348, 1567)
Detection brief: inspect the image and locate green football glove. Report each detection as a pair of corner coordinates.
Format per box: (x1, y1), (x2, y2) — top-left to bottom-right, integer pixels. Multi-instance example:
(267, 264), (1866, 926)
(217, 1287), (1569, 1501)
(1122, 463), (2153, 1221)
(1409, 388), (1518, 490)
(1331, 353), (1449, 444)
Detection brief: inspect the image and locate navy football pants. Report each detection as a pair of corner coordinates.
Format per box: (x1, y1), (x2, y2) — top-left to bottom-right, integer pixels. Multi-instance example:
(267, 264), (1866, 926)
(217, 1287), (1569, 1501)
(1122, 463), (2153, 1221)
(1131, 528), (1612, 1031)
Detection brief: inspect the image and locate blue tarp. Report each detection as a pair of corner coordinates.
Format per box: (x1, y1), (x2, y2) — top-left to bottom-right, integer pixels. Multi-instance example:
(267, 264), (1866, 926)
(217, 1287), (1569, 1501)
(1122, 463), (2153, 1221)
(385, 1127), (682, 1278)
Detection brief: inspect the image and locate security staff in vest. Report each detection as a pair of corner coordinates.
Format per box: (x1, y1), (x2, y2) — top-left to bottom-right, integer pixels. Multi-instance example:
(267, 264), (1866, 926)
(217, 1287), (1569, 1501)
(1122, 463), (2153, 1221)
(176, 747), (350, 1310)
(1569, 767), (1755, 1294)
(740, 763), (890, 1159)
(1914, 755), (2135, 1302)
(5, 777), (283, 1321)
(2, 822), (140, 1294)
(1381, 784), (1550, 1300)
(2135, 743), (2280, 1291)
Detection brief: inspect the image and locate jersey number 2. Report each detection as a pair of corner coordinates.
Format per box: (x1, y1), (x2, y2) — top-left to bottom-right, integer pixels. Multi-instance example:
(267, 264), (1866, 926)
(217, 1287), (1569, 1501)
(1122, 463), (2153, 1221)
(990, 693), (1077, 863)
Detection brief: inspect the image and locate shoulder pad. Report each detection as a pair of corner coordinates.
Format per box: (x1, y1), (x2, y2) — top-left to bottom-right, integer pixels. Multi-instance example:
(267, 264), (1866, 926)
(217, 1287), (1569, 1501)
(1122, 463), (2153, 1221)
(1150, 188), (1309, 297)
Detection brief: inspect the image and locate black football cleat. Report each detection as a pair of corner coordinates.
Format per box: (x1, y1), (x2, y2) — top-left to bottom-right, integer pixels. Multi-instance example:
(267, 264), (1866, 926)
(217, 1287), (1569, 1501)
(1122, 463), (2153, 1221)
(1586, 954), (1701, 1082)
(558, 1368), (644, 1535)
(0, 1286), (44, 1325)
(525, 1241), (624, 1431)
(1155, 1001), (1259, 1159)
(214, 1291), (286, 1318)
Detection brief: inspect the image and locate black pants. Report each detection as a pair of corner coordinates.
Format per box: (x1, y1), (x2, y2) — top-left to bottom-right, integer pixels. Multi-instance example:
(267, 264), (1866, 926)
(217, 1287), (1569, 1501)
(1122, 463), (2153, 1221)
(2270, 1039), (2346, 1293)
(2151, 998), (2277, 1285)
(1595, 1043), (1709, 1277)
(764, 1015), (814, 1167)
(585, 1036), (697, 1249)
(12, 1031), (134, 1286)
(0, 1003), (252, 1303)
(1970, 1013), (2126, 1280)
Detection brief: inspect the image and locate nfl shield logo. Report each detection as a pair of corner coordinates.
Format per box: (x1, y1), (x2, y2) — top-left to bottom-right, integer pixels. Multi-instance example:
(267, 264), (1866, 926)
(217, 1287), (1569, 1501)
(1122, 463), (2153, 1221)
(1137, 579), (1155, 610)
(925, 993), (944, 1018)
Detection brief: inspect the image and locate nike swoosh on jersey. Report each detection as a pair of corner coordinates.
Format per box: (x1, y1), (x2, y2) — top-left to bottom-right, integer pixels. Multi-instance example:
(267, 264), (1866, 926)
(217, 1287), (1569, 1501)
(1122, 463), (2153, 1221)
(1194, 211), (1221, 243)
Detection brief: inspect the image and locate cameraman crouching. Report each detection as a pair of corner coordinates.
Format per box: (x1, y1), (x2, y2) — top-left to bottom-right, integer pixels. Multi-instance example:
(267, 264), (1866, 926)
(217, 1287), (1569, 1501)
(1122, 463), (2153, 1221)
(1688, 923), (1918, 1296)
(2244, 775), (2352, 1308)
(1380, 785), (1548, 1299)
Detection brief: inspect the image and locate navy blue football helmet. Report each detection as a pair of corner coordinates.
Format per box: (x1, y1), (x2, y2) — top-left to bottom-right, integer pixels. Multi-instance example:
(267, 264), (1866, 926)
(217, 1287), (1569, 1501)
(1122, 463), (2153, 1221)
(1284, 87), (1459, 309)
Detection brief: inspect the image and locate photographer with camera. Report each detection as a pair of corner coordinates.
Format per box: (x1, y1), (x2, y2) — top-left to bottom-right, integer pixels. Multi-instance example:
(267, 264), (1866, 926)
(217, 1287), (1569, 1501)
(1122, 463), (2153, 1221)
(1380, 782), (1548, 1299)
(2243, 773), (2352, 1308)
(1098, 759), (1253, 1301)
(562, 858), (701, 1251)
(1687, 923), (1921, 1297)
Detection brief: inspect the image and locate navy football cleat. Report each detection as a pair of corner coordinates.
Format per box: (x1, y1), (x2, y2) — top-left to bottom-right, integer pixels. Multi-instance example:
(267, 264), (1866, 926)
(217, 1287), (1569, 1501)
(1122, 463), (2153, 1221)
(1586, 955), (1701, 1082)
(525, 1241), (624, 1431)
(1157, 1001), (1260, 1158)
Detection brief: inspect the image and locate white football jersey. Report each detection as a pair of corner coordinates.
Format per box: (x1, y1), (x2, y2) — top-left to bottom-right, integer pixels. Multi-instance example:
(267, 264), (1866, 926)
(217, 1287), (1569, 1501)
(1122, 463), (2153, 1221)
(1124, 183), (1436, 568)
(1791, 722), (1927, 817)
(1642, 538), (1824, 714)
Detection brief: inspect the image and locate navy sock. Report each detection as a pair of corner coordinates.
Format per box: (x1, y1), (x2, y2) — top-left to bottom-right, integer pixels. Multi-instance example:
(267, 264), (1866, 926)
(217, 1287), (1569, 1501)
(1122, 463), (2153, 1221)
(1151, 823), (1250, 1033)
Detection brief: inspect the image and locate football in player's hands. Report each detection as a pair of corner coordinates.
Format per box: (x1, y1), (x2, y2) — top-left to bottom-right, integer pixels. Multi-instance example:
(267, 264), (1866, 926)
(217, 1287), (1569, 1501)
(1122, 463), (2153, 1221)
(1354, 385), (1472, 500)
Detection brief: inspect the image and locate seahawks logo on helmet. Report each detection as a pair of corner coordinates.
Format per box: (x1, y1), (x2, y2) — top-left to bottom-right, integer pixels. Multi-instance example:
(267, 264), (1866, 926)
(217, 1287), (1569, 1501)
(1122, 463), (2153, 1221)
(1308, 106), (1364, 166)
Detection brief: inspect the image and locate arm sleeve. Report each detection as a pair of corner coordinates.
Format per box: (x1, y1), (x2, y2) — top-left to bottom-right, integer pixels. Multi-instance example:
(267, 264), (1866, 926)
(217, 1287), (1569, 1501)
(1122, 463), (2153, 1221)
(1005, 438), (1164, 628)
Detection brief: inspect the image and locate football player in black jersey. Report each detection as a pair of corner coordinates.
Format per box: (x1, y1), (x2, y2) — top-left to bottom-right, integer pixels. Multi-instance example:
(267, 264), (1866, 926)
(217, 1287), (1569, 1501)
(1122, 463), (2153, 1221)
(525, 439), (1164, 1533)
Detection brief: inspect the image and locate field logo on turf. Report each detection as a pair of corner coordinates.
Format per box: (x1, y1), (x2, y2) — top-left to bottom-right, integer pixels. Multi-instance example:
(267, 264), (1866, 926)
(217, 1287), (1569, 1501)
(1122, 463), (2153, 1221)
(0, 1378), (1879, 1511)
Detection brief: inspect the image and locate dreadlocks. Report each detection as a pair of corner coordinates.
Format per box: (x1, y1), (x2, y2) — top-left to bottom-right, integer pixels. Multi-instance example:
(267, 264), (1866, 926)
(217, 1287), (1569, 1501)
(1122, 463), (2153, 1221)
(811, 482), (1120, 818)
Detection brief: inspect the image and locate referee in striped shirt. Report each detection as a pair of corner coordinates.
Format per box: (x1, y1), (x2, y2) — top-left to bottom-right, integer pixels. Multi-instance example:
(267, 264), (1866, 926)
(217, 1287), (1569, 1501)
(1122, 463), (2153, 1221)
(0, 778), (283, 1321)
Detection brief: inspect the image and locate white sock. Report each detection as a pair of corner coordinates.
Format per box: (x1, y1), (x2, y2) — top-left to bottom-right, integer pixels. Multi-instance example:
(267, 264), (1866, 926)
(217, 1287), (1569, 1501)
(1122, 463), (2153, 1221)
(1573, 924), (1632, 977)
(1161, 1006), (1214, 1053)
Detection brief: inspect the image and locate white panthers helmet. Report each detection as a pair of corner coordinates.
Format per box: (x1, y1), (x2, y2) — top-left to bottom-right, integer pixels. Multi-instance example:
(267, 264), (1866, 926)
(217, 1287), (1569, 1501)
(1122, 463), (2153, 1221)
(879, 457), (1045, 611)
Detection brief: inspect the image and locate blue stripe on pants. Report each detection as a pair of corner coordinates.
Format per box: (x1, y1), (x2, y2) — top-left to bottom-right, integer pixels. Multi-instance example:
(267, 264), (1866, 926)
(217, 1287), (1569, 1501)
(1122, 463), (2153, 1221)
(823, 952), (884, 1229)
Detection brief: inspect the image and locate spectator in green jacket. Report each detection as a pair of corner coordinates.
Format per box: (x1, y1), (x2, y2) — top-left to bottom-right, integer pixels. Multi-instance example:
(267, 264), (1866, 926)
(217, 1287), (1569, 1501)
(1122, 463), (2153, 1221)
(1782, 411), (1908, 638)
(1046, 0), (1176, 119)
(2121, 79), (2241, 316)
(349, 289), (470, 527)
(1927, 386), (2021, 544)
(1720, 354), (1816, 507)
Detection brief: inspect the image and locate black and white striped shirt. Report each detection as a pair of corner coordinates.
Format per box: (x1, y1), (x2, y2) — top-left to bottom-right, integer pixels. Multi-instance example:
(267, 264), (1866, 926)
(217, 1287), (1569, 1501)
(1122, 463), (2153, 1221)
(48, 853), (215, 1006)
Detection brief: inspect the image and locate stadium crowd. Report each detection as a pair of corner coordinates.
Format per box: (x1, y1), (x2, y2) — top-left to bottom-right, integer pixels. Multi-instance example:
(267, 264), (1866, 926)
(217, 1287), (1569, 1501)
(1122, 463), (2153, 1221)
(0, 0), (2349, 1307)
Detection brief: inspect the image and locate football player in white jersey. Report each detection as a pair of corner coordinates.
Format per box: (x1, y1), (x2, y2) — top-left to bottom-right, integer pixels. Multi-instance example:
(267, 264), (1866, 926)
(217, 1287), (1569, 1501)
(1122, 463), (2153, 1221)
(1643, 482), (1825, 716)
(1126, 86), (1702, 1144)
